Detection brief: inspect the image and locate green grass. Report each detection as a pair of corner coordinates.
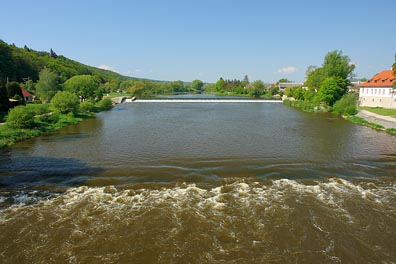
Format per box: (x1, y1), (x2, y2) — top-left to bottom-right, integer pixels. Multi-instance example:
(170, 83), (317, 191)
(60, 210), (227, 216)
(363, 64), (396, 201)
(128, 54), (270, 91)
(359, 107), (396, 117)
(105, 92), (131, 98)
(346, 116), (386, 131)
(0, 113), (86, 148)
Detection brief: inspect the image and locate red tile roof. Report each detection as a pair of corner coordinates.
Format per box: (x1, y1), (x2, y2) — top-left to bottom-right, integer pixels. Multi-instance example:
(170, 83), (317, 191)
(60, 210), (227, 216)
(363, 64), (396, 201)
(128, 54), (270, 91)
(360, 70), (396, 87)
(21, 87), (34, 98)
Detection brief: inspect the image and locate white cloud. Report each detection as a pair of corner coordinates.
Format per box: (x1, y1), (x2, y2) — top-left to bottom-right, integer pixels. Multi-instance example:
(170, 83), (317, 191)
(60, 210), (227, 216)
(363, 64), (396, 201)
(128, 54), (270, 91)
(98, 64), (118, 73)
(277, 66), (298, 74)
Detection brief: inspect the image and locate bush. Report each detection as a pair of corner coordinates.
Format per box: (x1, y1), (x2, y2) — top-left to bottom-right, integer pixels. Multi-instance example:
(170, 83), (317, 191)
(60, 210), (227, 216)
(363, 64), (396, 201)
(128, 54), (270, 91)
(80, 101), (96, 113)
(51, 91), (80, 114)
(332, 94), (357, 116)
(26, 104), (51, 115)
(97, 98), (113, 111)
(6, 105), (36, 129)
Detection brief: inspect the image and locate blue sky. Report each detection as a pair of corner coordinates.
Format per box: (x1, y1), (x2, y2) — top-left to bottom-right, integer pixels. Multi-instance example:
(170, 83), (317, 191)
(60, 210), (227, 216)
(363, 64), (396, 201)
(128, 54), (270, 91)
(1, 0), (395, 83)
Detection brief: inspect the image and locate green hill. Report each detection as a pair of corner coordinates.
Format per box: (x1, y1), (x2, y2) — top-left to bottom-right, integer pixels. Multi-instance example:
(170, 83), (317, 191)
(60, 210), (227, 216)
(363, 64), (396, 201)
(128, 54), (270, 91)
(0, 40), (131, 84)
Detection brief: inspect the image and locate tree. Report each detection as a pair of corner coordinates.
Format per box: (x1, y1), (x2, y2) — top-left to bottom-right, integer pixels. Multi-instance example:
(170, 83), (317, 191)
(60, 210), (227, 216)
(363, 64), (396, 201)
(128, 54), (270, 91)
(191, 80), (204, 92)
(6, 105), (35, 129)
(127, 81), (146, 97)
(241, 75), (250, 87)
(322, 50), (355, 86)
(51, 91), (80, 114)
(97, 98), (113, 111)
(6, 81), (23, 101)
(0, 81), (10, 112)
(215, 78), (225, 93)
(64, 75), (99, 101)
(249, 80), (266, 97)
(318, 77), (346, 106)
(305, 67), (325, 90)
(35, 68), (60, 103)
(277, 78), (292, 83)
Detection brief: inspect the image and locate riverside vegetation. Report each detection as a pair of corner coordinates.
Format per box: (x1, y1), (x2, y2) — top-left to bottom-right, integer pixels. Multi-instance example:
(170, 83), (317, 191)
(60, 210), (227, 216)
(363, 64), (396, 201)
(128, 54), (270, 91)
(283, 50), (358, 116)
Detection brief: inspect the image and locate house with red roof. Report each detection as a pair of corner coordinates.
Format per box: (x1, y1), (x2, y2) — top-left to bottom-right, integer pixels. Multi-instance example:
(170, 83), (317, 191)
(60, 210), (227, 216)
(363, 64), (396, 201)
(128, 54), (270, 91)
(359, 70), (396, 108)
(21, 87), (35, 102)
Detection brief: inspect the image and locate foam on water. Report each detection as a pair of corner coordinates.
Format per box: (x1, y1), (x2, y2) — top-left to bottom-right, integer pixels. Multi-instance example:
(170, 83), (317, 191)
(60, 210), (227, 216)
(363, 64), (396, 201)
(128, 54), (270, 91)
(1, 178), (396, 263)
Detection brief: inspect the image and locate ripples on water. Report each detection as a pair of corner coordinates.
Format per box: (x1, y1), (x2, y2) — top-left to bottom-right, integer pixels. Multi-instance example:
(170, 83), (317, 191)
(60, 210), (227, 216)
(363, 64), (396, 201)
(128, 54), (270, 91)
(1, 100), (396, 263)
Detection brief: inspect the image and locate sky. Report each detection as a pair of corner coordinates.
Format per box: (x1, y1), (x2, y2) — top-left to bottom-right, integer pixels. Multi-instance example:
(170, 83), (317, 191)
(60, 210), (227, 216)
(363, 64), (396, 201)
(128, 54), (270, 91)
(1, 0), (395, 83)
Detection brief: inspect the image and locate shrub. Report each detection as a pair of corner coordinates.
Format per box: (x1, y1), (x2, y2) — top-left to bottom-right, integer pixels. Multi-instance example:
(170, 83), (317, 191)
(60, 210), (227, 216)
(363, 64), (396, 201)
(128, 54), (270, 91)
(6, 105), (35, 129)
(51, 91), (80, 114)
(97, 98), (113, 111)
(80, 101), (96, 113)
(26, 104), (51, 115)
(332, 93), (357, 116)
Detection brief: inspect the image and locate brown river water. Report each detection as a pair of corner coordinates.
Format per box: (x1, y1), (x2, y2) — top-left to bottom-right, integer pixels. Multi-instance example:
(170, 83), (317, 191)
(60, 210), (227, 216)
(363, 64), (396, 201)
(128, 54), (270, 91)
(0, 95), (396, 263)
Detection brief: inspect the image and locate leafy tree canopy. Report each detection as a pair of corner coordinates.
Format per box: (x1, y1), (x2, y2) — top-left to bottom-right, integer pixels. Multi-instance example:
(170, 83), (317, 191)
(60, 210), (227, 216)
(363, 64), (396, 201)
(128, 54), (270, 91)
(63, 75), (99, 100)
(191, 80), (204, 91)
(51, 91), (80, 114)
(35, 68), (60, 103)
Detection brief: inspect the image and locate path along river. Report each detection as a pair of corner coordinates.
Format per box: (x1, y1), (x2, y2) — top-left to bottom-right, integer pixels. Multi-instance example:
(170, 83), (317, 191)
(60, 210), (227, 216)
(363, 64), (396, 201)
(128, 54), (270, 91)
(0, 95), (396, 263)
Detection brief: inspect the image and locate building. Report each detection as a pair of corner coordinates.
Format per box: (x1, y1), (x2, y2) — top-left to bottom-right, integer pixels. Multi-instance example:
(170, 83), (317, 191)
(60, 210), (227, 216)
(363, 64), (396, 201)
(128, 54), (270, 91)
(359, 70), (396, 108)
(277, 82), (304, 92)
(21, 87), (35, 102)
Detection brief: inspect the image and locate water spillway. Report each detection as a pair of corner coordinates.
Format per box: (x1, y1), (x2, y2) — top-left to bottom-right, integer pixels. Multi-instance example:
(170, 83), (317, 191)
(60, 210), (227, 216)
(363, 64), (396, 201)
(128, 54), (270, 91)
(127, 98), (283, 103)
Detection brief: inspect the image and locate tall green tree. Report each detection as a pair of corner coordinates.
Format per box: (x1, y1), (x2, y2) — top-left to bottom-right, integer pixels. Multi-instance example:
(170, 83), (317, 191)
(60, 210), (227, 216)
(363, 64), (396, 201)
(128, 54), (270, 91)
(191, 79), (204, 92)
(127, 81), (146, 97)
(215, 78), (225, 92)
(64, 75), (99, 101)
(322, 50), (355, 86)
(35, 68), (60, 103)
(249, 80), (266, 97)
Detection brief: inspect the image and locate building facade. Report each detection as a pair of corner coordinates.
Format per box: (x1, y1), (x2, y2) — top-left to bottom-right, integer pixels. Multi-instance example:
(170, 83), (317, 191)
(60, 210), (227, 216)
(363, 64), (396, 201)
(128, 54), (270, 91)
(359, 70), (396, 108)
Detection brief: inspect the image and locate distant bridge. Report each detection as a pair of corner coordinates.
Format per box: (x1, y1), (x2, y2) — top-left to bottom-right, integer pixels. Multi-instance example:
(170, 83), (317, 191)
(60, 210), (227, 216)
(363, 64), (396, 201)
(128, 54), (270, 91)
(126, 99), (283, 103)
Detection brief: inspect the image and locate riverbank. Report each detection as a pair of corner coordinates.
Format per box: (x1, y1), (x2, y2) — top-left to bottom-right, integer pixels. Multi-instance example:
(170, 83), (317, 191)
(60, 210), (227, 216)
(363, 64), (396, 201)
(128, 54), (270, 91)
(346, 110), (396, 135)
(0, 103), (112, 149)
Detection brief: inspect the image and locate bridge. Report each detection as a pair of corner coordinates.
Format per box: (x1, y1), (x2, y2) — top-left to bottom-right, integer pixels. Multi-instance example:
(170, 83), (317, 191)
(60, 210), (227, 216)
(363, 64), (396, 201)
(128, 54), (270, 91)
(126, 98), (283, 103)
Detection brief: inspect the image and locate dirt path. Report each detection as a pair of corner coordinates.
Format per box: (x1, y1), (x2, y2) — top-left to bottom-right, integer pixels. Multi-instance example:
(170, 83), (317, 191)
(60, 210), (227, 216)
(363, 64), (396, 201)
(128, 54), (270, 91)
(356, 110), (396, 129)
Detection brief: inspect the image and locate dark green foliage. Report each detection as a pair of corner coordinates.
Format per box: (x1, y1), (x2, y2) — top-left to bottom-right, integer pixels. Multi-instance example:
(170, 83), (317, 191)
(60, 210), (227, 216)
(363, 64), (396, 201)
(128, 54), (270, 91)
(51, 91), (80, 114)
(0, 39), (130, 85)
(332, 94), (357, 116)
(97, 98), (113, 111)
(0, 41), (17, 82)
(6, 81), (23, 100)
(0, 81), (10, 112)
(6, 105), (35, 129)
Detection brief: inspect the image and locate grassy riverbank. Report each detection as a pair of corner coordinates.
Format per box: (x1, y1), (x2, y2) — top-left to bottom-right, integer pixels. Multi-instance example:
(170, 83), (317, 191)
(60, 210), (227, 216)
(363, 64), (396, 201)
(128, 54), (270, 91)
(0, 102), (112, 149)
(346, 116), (396, 135)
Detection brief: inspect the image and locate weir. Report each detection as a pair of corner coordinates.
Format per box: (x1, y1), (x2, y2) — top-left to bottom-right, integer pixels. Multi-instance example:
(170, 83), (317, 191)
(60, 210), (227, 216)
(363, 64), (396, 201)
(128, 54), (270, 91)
(127, 99), (283, 103)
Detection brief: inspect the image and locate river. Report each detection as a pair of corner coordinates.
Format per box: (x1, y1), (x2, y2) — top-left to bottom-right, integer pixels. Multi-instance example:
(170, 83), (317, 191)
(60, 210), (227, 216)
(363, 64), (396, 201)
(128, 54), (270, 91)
(1, 95), (396, 263)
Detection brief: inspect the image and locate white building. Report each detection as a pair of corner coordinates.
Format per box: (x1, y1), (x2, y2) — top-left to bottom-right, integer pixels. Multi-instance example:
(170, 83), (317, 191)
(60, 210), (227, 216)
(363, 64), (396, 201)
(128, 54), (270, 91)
(359, 70), (396, 108)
